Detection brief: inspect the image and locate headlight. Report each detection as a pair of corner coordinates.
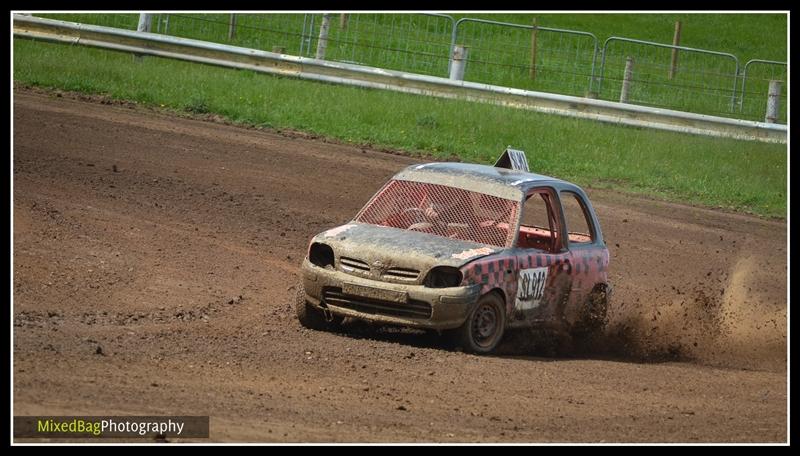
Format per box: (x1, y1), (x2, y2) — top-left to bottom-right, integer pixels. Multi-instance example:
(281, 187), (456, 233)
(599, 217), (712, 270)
(309, 242), (334, 268)
(424, 266), (463, 288)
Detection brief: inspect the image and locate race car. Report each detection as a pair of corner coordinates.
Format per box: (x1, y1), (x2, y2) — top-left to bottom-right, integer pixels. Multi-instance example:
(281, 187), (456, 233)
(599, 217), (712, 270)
(295, 148), (610, 354)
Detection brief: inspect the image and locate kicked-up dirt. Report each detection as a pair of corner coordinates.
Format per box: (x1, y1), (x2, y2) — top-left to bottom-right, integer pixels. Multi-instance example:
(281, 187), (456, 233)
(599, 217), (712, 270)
(12, 89), (787, 443)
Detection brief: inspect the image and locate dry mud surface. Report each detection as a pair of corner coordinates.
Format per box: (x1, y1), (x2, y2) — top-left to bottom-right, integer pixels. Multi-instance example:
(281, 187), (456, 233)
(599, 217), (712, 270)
(13, 90), (787, 443)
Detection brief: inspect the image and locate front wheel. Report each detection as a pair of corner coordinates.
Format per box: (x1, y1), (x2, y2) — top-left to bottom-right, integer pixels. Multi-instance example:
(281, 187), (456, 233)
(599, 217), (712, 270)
(449, 292), (506, 354)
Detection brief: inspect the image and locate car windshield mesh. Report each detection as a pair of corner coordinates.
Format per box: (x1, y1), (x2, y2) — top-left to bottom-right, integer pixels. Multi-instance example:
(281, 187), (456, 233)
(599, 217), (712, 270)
(355, 179), (519, 248)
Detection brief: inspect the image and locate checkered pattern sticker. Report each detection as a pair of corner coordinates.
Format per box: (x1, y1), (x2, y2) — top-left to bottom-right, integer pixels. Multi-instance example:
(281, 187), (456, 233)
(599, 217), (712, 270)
(461, 247), (608, 317)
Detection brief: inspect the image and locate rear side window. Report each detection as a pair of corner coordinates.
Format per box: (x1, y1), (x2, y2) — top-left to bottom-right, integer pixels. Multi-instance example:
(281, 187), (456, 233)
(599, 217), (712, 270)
(561, 191), (594, 245)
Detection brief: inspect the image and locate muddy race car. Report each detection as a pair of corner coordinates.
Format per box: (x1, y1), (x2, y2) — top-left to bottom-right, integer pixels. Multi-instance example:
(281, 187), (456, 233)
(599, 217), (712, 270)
(295, 149), (610, 354)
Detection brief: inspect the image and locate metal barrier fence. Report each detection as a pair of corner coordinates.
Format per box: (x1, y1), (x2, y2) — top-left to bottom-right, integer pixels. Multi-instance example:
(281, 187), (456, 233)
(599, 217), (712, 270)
(298, 13), (454, 77)
(155, 13), (310, 56)
(597, 37), (740, 118)
(31, 13), (787, 125)
(739, 59), (787, 124)
(450, 18), (599, 98)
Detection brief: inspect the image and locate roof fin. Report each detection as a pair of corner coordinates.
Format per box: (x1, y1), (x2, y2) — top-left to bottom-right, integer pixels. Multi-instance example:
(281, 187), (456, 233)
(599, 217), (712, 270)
(494, 147), (530, 172)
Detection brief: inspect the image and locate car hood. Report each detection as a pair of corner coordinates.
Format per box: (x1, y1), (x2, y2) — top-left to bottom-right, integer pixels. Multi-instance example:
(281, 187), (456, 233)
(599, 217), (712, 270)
(312, 222), (502, 271)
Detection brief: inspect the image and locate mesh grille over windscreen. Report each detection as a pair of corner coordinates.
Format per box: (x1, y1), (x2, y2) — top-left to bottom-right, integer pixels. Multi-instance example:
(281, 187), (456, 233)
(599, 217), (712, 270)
(355, 180), (519, 248)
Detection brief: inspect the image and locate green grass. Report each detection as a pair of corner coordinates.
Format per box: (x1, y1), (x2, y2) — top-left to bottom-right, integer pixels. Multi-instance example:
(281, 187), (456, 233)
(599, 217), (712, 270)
(13, 39), (787, 218)
(33, 13), (787, 123)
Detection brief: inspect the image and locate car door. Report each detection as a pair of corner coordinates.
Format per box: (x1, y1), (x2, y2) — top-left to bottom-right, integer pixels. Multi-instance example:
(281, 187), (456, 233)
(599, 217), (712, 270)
(512, 187), (573, 325)
(558, 188), (609, 325)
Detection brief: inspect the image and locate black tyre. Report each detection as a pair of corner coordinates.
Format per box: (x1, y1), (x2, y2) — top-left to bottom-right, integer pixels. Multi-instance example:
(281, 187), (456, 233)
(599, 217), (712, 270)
(295, 282), (342, 330)
(450, 292), (506, 354)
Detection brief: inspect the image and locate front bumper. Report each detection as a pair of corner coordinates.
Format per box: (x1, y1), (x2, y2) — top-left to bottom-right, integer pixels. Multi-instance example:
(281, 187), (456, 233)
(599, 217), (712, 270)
(300, 258), (480, 330)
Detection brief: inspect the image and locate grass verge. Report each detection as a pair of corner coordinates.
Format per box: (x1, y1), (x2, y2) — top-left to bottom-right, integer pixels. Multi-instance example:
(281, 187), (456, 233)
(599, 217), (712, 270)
(13, 39), (787, 218)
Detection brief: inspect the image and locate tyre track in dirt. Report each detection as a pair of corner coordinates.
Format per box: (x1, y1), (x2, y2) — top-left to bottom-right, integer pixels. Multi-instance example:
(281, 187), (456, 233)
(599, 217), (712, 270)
(13, 90), (786, 442)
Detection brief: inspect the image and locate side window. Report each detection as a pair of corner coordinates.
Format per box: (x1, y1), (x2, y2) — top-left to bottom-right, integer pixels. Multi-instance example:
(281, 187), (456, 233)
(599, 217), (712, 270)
(518, 190), (560, 252)
(561, 191), (594, 245)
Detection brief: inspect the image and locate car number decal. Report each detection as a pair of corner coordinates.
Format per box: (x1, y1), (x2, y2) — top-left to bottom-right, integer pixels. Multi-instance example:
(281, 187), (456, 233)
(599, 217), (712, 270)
(515, 267), (549, 310)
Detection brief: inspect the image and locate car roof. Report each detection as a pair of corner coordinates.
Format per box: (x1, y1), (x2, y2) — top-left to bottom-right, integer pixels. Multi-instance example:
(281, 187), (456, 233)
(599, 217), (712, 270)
(394, 162), (574, 200)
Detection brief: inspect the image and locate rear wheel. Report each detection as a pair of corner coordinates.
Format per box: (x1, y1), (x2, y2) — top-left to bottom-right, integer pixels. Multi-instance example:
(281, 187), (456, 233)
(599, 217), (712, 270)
(572, 285), (609, 340)
(450, 292), (506, 354)
(295, 282), (342, 330)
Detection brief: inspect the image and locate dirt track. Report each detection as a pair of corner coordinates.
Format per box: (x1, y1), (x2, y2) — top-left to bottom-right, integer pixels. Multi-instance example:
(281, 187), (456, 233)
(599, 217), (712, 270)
(13, 90), (787, 443)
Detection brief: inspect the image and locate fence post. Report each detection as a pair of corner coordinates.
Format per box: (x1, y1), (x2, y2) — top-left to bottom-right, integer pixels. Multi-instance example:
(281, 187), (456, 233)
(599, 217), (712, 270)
(529, 18), (538, 80)
(228, 14), (236, 41)
(449, 45), (469, 81)
(668, 20), (681, 80)
(134, 14), (153, 62)
(137, 13), (153, 33)
(315, 13), (332, 60)
(340, 13), (348, 29)
(765, 80), (782, 123)
(300, 14), (309, 55)
(619, 56), (634, 103)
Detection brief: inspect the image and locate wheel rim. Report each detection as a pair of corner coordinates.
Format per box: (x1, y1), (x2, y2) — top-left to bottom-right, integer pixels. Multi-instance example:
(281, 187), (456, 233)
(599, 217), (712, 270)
(471, 302), (500, 348)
